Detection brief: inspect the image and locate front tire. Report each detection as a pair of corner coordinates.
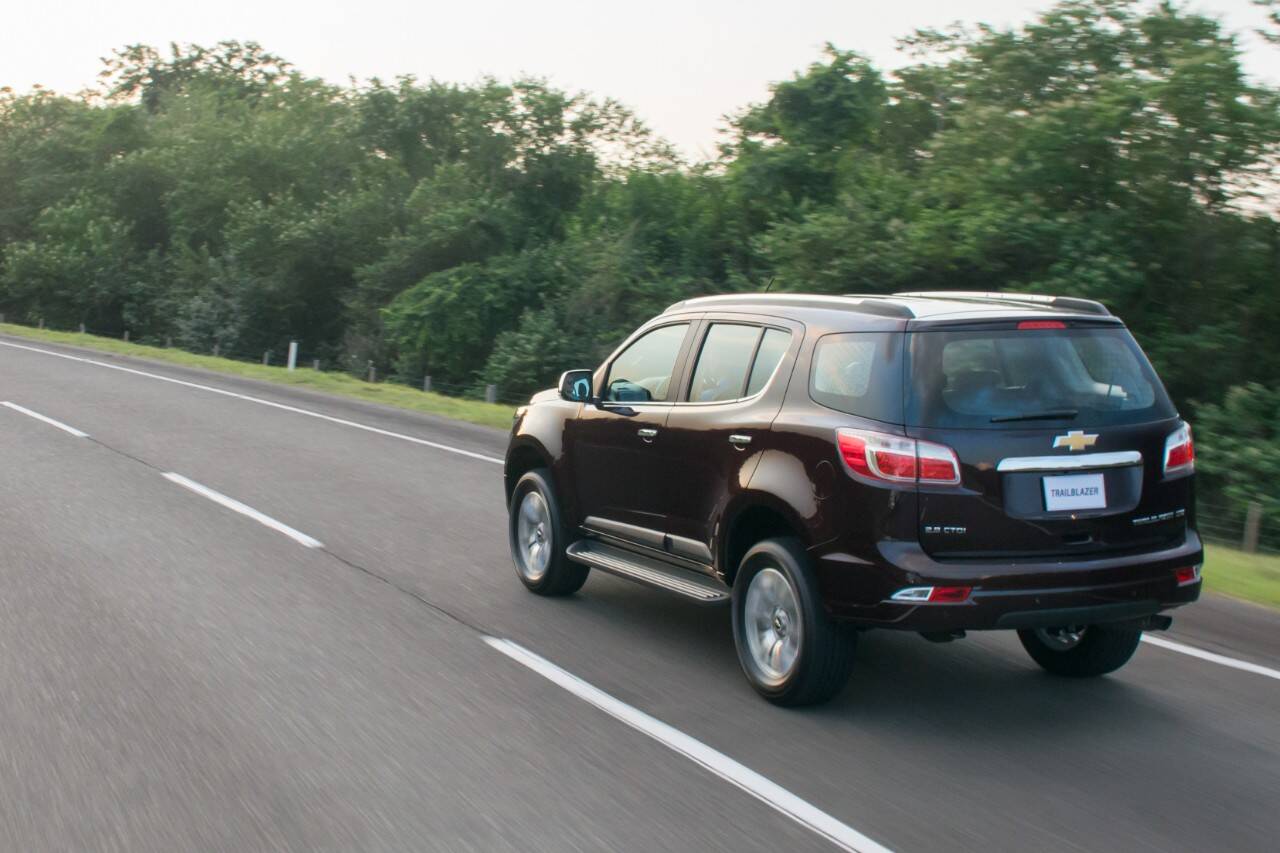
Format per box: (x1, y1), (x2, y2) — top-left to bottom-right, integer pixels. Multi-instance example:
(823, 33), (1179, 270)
(508, 469), (589, 596)
(1017, 624), (1142, 677)
(731, 537), (856, 706)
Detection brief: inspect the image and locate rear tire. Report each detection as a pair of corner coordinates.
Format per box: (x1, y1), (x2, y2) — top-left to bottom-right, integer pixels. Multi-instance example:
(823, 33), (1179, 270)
(1017, 624), (1142, 677)
(731, 537), (856, 706)
(508, 469), (589, 597)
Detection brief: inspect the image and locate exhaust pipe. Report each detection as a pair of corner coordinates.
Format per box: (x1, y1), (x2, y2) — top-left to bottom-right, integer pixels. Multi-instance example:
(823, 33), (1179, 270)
(1140, 614), (1173, 632)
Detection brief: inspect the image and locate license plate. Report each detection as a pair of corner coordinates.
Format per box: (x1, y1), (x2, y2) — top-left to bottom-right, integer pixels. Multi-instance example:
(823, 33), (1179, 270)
(1043, 473), (1107, 511)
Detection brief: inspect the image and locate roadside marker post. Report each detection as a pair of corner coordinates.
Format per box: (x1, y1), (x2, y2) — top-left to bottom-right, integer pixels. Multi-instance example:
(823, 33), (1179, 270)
(287, 341), (298, 371)
(1244, 502), (1263, 553)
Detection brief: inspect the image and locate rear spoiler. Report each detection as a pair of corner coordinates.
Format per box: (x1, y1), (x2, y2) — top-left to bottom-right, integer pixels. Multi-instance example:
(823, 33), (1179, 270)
(893, 291), (1111, 317)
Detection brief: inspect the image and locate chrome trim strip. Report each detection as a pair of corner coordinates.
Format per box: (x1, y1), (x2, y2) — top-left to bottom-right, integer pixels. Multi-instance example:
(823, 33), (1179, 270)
(997, 451), (1142, 472)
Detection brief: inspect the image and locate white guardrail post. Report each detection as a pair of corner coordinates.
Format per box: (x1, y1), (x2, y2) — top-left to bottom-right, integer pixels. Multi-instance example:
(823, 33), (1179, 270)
(287, 340), (298, 371)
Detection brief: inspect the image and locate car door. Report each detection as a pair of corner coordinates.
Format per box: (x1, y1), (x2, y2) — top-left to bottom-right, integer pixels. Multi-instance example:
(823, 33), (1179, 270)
(660, 318), (798, 567)
(567, 320), (697, 550)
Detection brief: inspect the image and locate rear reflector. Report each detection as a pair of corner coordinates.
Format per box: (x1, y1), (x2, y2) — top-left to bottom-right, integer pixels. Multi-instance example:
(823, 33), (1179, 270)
(890, 586), (973, 604)
(1017, 320), (1067, 330)
(929, 586), (973, 603)
(1175, 565), (1201, 586)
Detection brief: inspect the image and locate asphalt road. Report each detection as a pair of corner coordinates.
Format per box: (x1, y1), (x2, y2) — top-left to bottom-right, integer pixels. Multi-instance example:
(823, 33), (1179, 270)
(1, 333), (1277, 853)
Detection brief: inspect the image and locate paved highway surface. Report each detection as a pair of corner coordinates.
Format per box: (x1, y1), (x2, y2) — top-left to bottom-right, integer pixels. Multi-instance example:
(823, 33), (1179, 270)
(1, 333), (1277, 852)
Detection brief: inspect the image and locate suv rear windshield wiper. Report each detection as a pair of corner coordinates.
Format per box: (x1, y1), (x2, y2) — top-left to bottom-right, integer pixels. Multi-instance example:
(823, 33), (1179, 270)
(990, 409), (1079, 423)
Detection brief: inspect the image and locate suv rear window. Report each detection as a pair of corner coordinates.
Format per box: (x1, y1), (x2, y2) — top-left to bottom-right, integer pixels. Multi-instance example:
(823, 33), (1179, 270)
(809, 332), (904, 423)
(906, 326), (1176, 428)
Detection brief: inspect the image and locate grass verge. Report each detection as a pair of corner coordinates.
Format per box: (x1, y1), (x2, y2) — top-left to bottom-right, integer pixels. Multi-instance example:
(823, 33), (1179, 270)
(0, 324), (517, 430)
(1203, 544), (1280, 610)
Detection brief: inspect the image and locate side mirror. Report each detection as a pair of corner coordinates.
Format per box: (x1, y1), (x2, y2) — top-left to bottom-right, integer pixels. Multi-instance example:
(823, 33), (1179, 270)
(558, 369), (594, 402)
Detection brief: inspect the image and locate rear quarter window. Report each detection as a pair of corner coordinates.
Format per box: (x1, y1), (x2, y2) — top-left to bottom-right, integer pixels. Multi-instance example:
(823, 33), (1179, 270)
(809, 332), (904, 424)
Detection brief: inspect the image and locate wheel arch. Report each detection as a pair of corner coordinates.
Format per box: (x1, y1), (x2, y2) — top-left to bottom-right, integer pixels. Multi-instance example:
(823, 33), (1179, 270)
(717, 494), (809, 588)
(504, 438), (555, 504)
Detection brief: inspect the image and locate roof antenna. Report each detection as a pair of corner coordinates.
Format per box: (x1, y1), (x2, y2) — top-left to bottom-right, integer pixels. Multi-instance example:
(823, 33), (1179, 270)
(764, 276), (776, 293)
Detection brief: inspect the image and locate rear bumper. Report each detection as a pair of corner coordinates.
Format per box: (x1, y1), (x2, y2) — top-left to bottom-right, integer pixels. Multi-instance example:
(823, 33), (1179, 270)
(817, 530), (1203, 631)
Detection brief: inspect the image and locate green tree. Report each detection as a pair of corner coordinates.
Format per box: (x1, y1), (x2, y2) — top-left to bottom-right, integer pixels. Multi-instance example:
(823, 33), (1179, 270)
(1195, 383), (1280, 519)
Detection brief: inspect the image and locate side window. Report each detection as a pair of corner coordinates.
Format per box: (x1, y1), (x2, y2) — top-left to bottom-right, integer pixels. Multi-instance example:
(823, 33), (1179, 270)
(688, 324), (762, 402)
(745, 328), (791, 397)
(605, 324), (689, 402)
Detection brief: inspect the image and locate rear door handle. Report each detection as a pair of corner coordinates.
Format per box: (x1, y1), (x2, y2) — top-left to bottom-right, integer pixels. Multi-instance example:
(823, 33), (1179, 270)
(638, 428), (658, 442)
(728, 434), (752, 447)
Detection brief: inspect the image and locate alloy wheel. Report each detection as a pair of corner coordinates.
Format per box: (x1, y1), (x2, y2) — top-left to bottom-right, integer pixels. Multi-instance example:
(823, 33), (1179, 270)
(743, 567), (803, 686)
(515, 490), (552, 582)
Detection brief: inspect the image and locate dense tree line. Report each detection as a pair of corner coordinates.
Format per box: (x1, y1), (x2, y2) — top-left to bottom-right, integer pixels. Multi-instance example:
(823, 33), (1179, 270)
(1, 0), (1278, 518)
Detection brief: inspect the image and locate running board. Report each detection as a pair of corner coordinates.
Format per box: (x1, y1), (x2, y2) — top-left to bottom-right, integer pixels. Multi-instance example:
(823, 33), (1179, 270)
(566, 540), (729, 604)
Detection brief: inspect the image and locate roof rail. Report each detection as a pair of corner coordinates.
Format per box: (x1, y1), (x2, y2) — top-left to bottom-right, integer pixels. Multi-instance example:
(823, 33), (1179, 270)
(893, 291), (1111, 316)
(667, 293), (915, 319)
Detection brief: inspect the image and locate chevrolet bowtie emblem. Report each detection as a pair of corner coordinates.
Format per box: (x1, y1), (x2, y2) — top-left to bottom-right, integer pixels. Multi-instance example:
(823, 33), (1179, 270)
(1053, 430), (1098, 452)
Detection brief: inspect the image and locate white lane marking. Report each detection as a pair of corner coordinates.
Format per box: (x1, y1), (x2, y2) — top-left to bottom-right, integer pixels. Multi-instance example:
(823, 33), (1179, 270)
(483, 636), (894, 853)
(163, 473), (324, 549)
(0, 340), (504, 465)
(1141, 635), (1280, 682)
(2, 401), (89, 438)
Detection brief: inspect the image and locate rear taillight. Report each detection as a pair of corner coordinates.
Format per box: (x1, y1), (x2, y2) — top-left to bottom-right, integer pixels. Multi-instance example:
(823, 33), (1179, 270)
(1017, 320), (1067, 330)
(1175, 565), (1201, 586)
(917, 440), (962, 483)
(836, 430), (915, 482)
(1163, 423), (1194, 476)
(836, 428), (961, 485)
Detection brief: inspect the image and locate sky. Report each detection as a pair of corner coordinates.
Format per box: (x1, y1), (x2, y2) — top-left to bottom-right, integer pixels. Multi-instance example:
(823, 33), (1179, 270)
(4, 1), (1278, 159)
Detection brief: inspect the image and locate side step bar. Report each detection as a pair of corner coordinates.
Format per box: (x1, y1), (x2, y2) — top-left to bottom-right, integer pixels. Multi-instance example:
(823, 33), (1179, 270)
(566, 539), (729, 604)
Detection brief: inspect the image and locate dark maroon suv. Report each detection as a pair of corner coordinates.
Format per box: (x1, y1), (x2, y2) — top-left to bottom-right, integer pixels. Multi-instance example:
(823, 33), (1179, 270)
(503, 292), (1202, 705)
